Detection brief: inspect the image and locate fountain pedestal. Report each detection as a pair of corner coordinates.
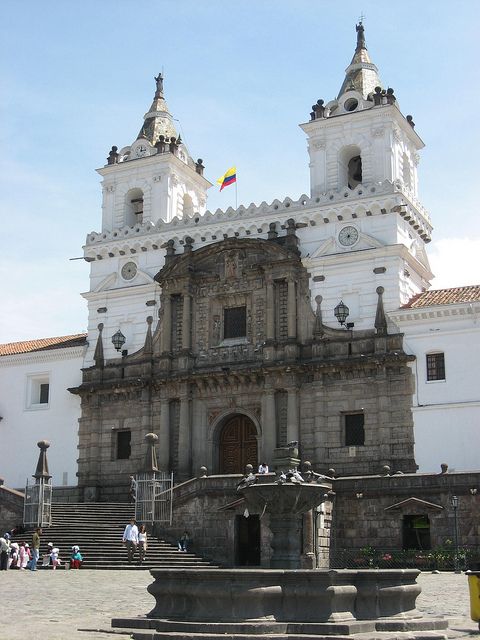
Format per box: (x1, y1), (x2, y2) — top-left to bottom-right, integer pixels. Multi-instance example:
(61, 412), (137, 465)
(240, 482), (329, 569)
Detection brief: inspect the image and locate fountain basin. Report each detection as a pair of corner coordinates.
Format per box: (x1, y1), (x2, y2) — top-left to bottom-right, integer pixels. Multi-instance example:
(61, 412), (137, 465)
(145, 568), (422, 623)
(241, 482), (329, 514)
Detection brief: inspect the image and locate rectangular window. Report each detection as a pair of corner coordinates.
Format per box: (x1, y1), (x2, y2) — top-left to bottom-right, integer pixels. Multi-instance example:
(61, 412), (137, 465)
(26, 374), (50, 409)
(345, 413), (365, 446)
(116, 430), (131, 460)
(224, 306), (246, 339)
(426, 353), (445, 381)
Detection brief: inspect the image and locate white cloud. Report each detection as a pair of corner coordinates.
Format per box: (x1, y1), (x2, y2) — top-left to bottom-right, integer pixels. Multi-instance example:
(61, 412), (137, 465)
(428, 237), (480, 290)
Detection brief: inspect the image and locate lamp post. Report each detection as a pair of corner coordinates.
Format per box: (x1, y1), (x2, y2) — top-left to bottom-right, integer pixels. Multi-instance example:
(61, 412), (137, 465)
(451, 495), (461, 573)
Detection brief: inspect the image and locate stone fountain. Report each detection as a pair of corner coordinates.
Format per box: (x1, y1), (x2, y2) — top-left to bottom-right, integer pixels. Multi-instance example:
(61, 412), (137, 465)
(112, 445), (449, 638)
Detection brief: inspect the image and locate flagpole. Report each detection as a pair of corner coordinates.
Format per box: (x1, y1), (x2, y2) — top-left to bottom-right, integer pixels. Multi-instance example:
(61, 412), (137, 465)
(235, 179), (238, 209)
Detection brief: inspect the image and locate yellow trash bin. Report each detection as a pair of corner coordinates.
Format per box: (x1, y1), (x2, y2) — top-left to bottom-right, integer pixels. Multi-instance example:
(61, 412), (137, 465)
(467, 572), (480, 626)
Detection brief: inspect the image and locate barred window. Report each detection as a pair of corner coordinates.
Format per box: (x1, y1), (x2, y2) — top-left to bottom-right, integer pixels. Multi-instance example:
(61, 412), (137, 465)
(224, 306), (246, 339)
(345, 413), (365, 446)
(117, 430), (131, 460)
(426, 353), (445, 381)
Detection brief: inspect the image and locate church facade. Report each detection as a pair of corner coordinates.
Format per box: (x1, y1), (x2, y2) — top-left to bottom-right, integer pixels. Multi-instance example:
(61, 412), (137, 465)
(71, 24), (431, 500)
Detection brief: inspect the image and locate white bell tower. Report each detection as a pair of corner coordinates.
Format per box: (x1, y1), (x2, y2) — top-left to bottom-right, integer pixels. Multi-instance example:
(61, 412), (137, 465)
(82, 74), (212, 365)
(301, 23), (434, 330)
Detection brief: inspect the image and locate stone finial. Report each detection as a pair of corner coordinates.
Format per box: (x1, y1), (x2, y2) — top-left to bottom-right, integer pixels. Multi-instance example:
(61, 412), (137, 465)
(140, 433), (159, 473)
(313, 295), (324, 338)
(328, 468), (336, 478)
(406, 115), (415, 129)
(164, 238), (176, 265)
(0, 477), (4, 486)
(267, 222), (278, 240)
(440, 462), (449, 474)
(382, 465), (391, 476)
(199, 466), (208, 477)
(94, 323), (104, 367)
(34, 440), (52, 480)
(245, 464), (254, 474)
(195, 158), (205, 176)
(183, 236), (194, 253)
(374, 286), (387, 334)
(143, 317), (153, 356)
(107, 146), (119, 165)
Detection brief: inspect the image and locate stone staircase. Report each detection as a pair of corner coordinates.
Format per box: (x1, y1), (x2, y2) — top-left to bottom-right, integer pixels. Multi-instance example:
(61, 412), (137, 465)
(24, 502), (216, 570)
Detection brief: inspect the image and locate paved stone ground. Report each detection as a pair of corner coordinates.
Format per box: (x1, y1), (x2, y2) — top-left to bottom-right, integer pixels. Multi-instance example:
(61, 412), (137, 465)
(0, 570), (478, 640)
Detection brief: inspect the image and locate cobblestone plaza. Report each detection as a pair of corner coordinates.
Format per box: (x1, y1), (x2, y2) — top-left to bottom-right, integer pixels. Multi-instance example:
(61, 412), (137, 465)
(0, 570), (477, 640)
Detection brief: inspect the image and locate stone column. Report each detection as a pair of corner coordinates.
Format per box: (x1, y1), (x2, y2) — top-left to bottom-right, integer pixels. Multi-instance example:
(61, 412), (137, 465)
(265, 279), (275, 343)
(286, 388), (299, 445)
(287, 278), (297, 341)
(181, 292), (191, 352)
(261, 390), (276, 464)
(162, 294), (172, 354)
(158, 400), (170, 472)
(178, 397), (191, 479)
(301, 509), (316, 569)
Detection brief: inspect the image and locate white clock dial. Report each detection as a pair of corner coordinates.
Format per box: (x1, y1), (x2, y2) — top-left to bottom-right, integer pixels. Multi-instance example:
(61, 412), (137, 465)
(338, 226), (359, 247)
(121, 262), (137, 281)
(135, 145), (147, 158)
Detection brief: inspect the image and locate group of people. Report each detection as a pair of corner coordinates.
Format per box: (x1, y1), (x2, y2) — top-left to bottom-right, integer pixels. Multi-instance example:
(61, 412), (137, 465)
(0, 527), (83, 571)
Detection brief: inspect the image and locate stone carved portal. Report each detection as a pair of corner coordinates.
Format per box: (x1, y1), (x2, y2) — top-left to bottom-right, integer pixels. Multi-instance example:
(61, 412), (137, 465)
(219, 415), (257, 474)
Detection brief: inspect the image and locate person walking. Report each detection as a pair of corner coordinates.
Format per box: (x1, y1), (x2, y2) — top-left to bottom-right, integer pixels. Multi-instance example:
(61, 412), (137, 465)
(0, 533), (11, 570)
(27, 528), (42, 571)
(129, 476), (137, 502)
(177, 531), (189, 552)
(138, 525), (147, 564)
(122, 518), (139, 563)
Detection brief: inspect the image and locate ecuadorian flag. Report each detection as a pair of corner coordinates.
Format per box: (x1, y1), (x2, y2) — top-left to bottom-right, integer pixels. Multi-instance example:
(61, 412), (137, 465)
(216, 166), (236, 191)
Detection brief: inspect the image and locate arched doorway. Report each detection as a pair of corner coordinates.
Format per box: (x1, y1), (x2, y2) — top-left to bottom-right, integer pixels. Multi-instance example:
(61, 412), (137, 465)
(219, 415), (258, 474)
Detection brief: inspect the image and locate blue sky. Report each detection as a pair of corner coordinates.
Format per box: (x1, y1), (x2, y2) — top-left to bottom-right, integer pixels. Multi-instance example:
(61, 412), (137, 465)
(1, 0), (479, 343)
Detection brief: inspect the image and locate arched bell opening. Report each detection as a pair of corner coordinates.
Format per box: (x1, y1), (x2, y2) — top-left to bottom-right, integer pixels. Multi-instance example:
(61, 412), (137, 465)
(338, 145), (362, 190)
(125, 188), (144, 226)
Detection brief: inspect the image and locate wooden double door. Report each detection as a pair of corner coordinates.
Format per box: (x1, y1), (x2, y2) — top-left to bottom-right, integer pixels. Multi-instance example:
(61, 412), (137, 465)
(219, 415), (258, 474)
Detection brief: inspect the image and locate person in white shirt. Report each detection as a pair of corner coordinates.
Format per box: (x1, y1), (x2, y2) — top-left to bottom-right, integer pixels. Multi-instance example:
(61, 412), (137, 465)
(258, 463), (269, 474)
(122, 518), (139, 563)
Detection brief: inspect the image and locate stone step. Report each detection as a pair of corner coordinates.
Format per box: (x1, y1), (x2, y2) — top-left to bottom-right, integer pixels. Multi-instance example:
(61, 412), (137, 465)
(111, 617), (449, 640)
(23, 501), (219, 570)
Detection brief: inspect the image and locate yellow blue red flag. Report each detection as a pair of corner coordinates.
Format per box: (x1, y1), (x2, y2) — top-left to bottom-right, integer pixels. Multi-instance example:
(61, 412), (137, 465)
(216, 166), (236, 191)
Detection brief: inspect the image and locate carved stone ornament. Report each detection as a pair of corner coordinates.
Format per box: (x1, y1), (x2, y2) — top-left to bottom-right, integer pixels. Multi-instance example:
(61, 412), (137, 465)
(104, 185), (115, 193)
(313, 140), (327, 150)
(171, 174), (180, 186)
(372, 127), (385, 139)
(412, 150), (420, 166)
(393, 127), (402, 142)
(153, 174), (164, 182)
(224, 252), (239, 279)
(199, 195), (207, 206)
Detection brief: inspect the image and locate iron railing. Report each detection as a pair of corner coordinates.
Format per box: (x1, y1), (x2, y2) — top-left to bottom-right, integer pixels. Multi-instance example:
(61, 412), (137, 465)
(23, 479), (52, 528)
(135, 472), (173, 525)
(329, 548), (472, 571)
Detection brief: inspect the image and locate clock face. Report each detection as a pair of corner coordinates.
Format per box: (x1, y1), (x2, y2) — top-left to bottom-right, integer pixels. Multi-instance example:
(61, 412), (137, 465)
(338, 226), (359, 247)
(121, 262), (137, 281)
(135, 145), (147, 158)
